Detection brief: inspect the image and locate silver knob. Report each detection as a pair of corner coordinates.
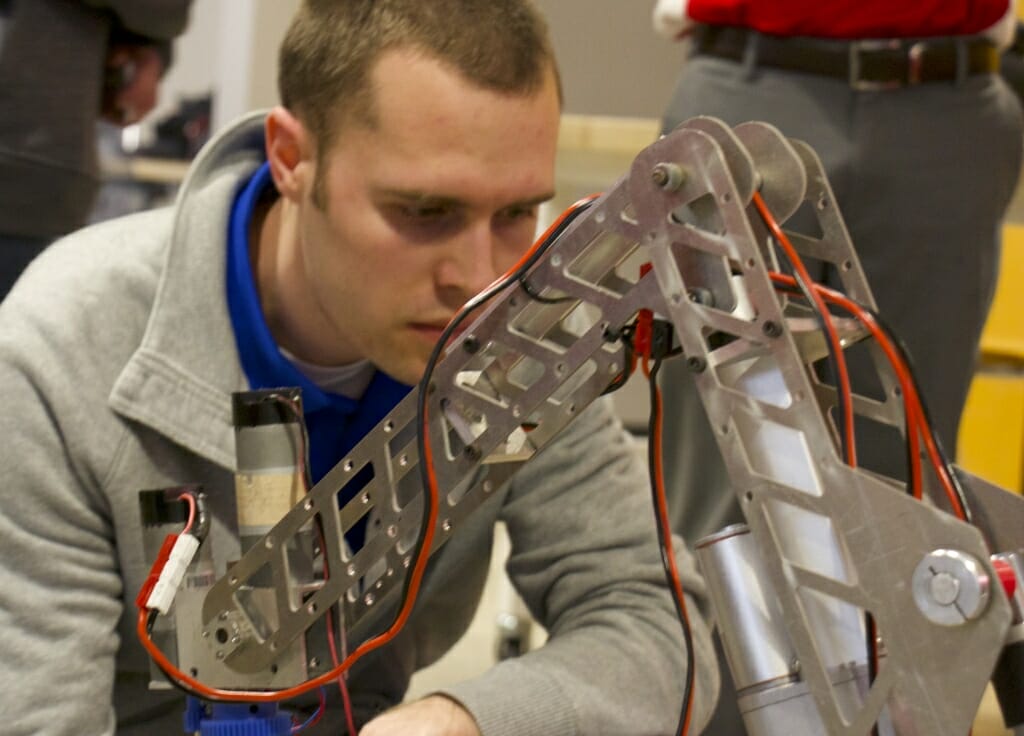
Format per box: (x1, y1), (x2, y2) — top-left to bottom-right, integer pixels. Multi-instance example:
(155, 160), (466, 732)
(912, 549), (990, 626)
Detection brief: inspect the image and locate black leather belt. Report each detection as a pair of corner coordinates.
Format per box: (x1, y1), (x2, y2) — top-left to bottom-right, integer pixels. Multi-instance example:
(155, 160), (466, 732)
(693, 25), (1001, 89)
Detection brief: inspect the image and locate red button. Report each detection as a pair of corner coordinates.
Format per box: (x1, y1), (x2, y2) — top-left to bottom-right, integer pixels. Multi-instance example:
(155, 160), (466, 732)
(993, 558), (1018, 600)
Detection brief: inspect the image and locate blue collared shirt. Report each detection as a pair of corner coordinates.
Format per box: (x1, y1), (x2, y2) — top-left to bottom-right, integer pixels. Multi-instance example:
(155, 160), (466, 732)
(226, 163), (411, 547)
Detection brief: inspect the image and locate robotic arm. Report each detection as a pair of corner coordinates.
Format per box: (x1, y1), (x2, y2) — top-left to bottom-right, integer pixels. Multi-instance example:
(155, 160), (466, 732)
(139, 117), (1024, 735)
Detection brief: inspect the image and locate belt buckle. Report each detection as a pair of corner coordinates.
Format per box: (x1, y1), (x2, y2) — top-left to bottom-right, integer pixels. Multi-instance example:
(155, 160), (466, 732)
(848, 38), (904, 91)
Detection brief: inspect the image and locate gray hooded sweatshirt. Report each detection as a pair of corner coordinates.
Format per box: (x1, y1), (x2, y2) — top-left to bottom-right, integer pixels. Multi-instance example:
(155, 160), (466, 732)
(0, 112), (717, 735)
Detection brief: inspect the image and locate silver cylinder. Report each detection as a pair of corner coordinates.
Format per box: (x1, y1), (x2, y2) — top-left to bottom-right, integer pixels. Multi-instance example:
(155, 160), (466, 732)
(695, 524), (798, 692)
(232, 389), (305, 553)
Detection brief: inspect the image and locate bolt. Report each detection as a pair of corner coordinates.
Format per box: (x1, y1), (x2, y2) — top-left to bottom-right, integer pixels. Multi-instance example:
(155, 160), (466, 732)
(652, 162), (686, 191)
(762, 320), (783, 338)
(686, 356), (706, 373)
(462, 335), (480, 354)
(688, 288), (714, 307)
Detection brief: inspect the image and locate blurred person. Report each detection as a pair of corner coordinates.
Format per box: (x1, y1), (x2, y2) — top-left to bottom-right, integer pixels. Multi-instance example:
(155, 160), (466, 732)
(0, 0), (193, 298)
(0, 1), (718, 734)
(652, 1), (1023, 731)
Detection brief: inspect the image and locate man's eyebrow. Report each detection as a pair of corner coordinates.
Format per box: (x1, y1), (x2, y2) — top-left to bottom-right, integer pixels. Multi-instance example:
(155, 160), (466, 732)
(376, 189), (556, 209)
(377, 189), (462, 207)
(510, 192), (556, 209)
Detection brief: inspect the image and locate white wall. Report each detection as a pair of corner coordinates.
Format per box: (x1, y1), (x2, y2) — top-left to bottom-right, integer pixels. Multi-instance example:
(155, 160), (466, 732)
(156, 1), (682, 133)
(156, 0), (299, 130)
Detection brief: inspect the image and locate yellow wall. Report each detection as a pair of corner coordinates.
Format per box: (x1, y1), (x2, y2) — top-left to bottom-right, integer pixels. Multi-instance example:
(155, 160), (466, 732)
(957, 224), (1024, 493)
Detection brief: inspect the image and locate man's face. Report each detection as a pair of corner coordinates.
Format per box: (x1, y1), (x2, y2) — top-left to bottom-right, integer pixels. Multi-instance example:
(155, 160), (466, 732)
(293, 49), (560, 385)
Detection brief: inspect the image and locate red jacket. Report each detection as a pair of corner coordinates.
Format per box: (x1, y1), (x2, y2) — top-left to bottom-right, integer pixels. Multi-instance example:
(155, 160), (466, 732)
(687, 0), (1009, 38)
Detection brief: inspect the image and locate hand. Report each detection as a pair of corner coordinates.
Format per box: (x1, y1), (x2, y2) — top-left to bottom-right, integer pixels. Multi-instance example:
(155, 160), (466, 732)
(652, 0), (696, 39)
(359, 695), (481, 736)
(101, 45), (165, 126)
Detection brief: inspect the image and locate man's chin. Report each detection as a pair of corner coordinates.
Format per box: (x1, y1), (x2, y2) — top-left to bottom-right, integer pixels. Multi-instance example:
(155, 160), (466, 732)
(374, 351), (432, 388)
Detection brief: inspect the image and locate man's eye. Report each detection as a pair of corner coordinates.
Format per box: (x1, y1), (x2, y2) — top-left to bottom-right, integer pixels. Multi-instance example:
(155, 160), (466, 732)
(400, 204), (452, 220)
(498, 205), (538, 222)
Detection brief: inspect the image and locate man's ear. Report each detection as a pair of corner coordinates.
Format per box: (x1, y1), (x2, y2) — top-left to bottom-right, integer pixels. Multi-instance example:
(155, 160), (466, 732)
(265, 106), (314, 203)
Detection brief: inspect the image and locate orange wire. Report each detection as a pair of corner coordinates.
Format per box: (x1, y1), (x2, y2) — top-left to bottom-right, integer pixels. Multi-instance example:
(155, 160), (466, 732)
(768, 273), (923, 500)
(816, 286), (964, 518)
(770, 273), (969, 518)
(480, 194), (601, 296)
(320, 524), (358, 736)
(752, 193), (857, 467)
(650, 383), (694, 735)
(137, 196), (604, 702)
(138, 418), (441, 704)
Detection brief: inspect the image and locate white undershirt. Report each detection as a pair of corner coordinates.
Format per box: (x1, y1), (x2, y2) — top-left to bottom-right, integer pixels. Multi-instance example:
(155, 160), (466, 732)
(279, 347), (376, 400)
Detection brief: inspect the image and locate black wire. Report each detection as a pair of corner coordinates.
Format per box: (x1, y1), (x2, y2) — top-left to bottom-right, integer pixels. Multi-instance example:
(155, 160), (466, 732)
(772, 282), (883, 733)
(776, 282), (974, 732)
(267, 392), (312, 491)
(647, 358), (694, 736)
(773, 284), (924, 506)
(406, 199), (596, 632)
(600, 324), (637, 396)
(863, 310), (973, 523)
(518, 277), (576, 304)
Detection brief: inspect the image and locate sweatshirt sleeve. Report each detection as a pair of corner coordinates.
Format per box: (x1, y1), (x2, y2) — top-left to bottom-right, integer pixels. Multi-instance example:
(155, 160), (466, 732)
(440, 399), (720, 736)
(0, 256), (129, 736)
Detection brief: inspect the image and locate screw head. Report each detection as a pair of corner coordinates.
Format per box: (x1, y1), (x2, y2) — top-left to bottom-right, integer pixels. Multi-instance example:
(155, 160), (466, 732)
(930, 572), (960, 605)
(651, 162), (686, 191)
(762, 320), (783, 338)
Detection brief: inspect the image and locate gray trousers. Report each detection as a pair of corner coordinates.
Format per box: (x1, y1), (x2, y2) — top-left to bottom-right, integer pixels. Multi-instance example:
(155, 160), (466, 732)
(660, 42), (1023, 734)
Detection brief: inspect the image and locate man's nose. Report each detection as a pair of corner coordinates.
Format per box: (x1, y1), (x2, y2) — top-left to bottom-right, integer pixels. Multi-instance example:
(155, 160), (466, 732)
(435, 223), (500, 304)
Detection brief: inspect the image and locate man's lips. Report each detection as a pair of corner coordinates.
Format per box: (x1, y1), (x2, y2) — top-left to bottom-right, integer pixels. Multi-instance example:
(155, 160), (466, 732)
(409, 320), (469, 345)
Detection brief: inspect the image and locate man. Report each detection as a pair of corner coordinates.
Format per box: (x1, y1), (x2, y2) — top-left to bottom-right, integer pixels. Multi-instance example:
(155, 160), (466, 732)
(652, 0), (1023, 544)
(652, 1), (1023, 733)
(0, 2), (716, 734)
(0, 0), (193, 298)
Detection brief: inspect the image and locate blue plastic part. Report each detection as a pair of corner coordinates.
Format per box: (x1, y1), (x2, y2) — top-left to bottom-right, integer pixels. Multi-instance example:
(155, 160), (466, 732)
(183, 697), (293, 736)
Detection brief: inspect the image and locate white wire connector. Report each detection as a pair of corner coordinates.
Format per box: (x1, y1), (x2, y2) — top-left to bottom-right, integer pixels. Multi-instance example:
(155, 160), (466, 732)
(145, 533), (200, 615)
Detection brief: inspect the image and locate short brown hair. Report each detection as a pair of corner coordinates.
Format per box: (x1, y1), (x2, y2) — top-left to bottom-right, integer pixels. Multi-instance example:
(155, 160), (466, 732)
(279, 0), (560, 198)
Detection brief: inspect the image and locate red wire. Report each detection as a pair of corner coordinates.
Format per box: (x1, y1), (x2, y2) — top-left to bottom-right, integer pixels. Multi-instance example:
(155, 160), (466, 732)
(814, 286), (962, 517)
(292, 687), (325, 733)
(178, 492), (196, 535)
(136, 198), (608, 702)
(769, 273), (969, 518)
(752, 193), (857, 467)
(137, 426), (439, 703)
(316, 522), (358, 736)
(326, 611), (358, 736)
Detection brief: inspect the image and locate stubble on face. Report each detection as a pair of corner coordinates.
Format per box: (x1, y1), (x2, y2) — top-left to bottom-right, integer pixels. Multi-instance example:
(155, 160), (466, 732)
(272, 49), (562, 385)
